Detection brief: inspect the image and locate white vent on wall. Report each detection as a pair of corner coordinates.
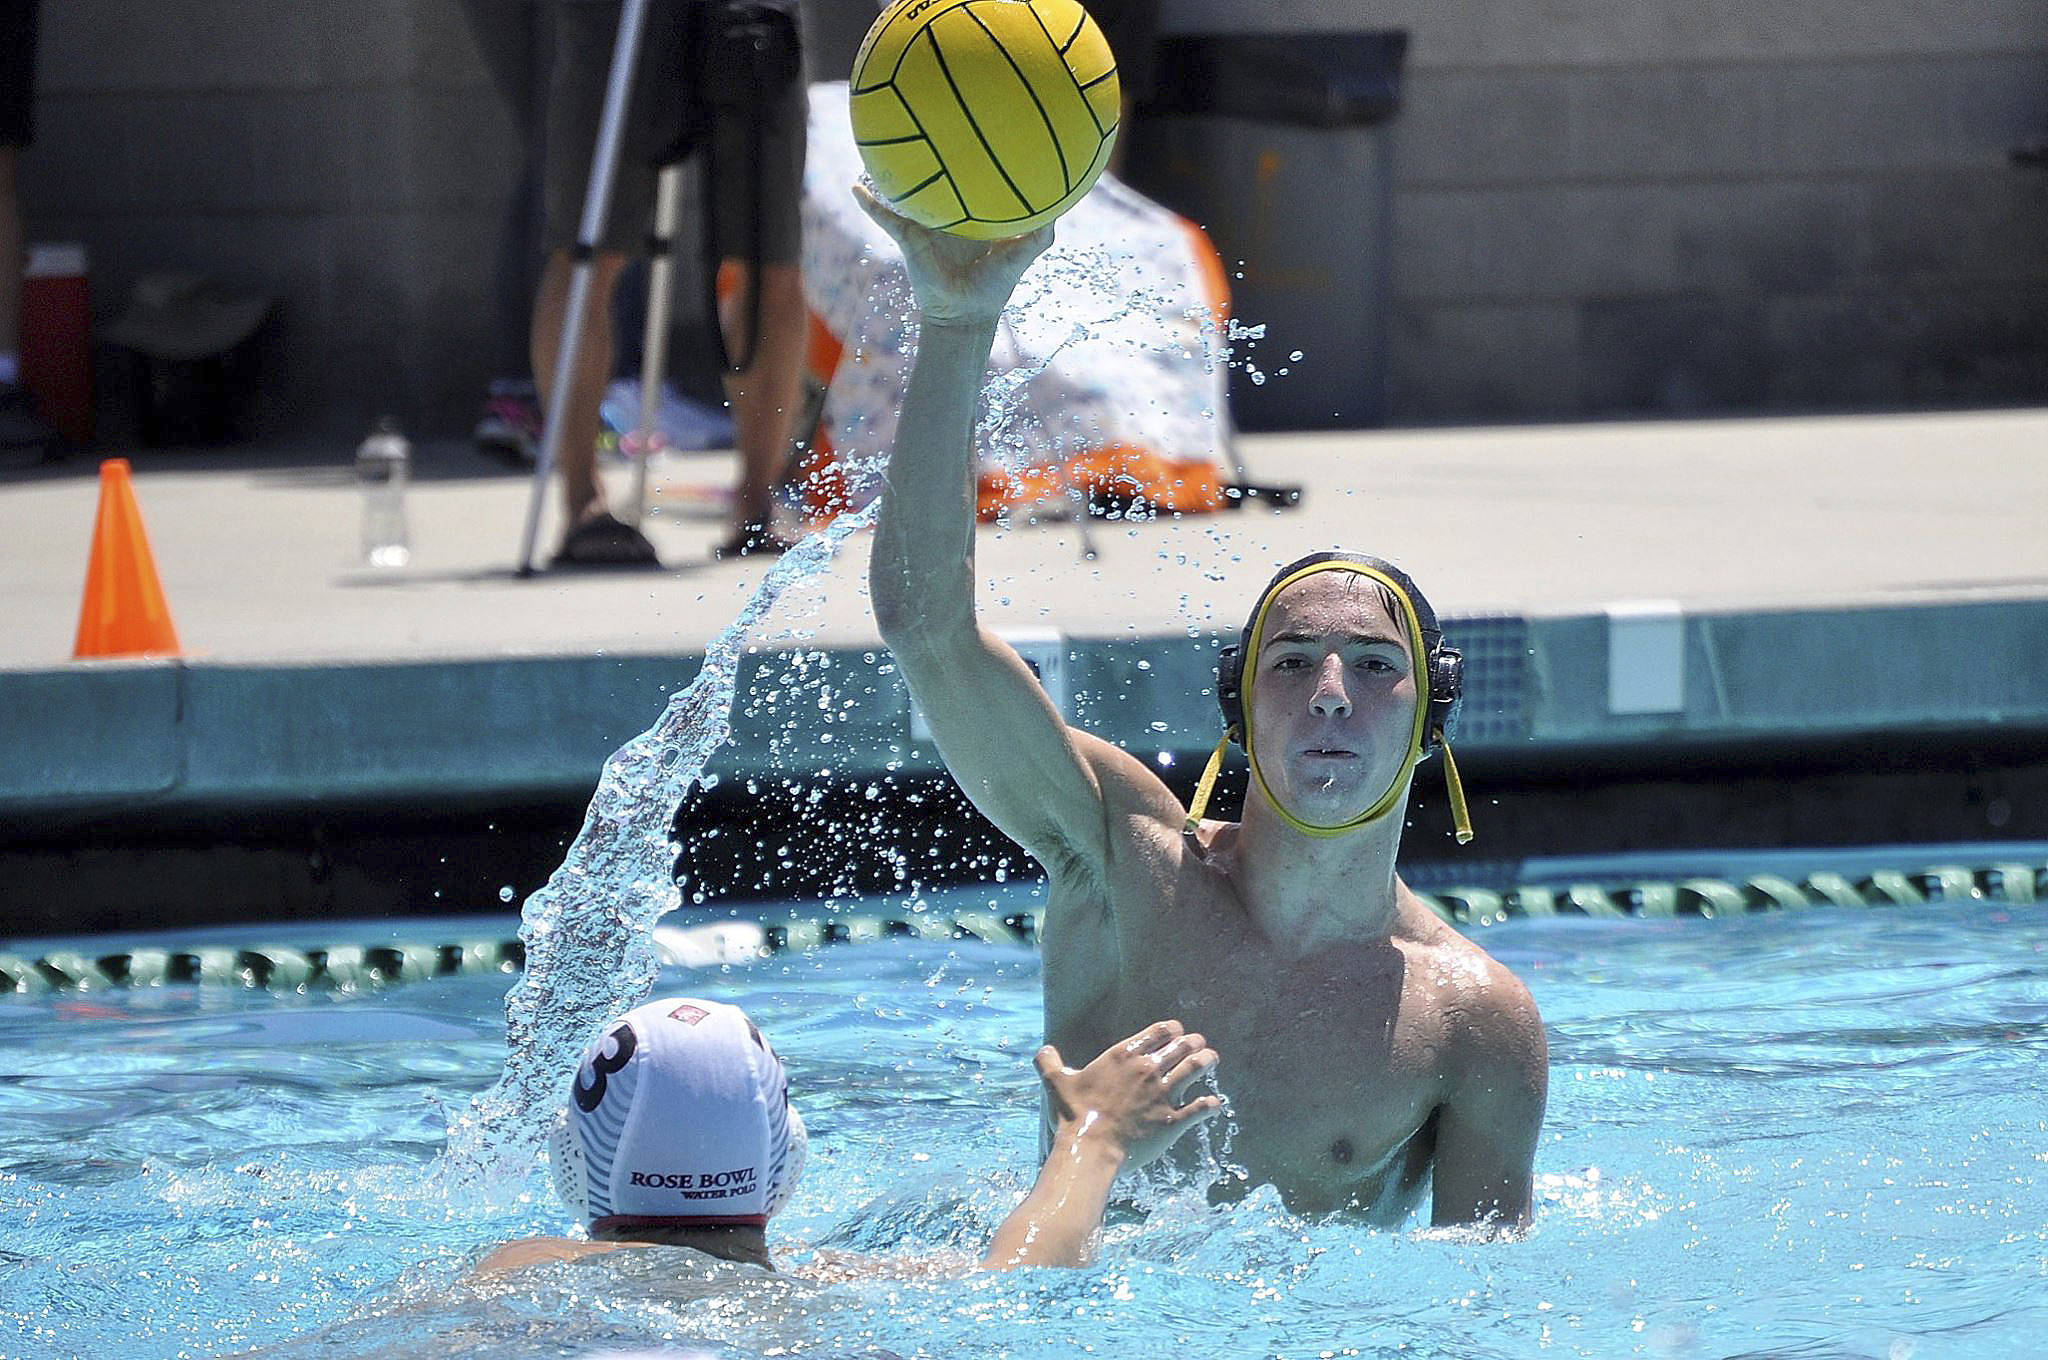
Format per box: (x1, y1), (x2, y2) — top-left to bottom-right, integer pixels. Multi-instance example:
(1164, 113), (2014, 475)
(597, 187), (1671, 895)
(1605, 601), (1685, 716)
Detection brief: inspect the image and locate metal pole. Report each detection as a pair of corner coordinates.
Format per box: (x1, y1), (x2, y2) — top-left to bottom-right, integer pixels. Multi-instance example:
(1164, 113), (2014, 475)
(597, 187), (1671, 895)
(516, 0), (654, 576)
(623, 162), (685, 529)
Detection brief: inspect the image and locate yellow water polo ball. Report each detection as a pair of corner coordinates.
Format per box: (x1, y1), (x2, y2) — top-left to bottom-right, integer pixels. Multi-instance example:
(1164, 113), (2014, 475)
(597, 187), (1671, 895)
(850, 0), (1120, 239)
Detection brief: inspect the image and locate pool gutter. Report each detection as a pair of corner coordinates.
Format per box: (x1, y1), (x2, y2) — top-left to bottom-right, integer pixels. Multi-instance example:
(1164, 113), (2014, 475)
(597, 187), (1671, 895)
(5, 595), (2044, 827)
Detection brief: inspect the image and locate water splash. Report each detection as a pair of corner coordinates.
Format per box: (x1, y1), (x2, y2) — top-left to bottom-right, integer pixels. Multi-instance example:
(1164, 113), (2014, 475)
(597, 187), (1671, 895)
(430, 239), (1251, 1199)
(437, 502), (879, 1198)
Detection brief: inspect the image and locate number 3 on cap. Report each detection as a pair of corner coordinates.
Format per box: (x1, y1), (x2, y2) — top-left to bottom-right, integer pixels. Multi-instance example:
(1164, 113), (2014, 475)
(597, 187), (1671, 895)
(574, 1022), (637, 1112)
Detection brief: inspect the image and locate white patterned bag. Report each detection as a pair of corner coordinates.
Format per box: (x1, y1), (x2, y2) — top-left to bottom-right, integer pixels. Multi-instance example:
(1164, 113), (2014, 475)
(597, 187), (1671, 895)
(791, 81), (1236, 522)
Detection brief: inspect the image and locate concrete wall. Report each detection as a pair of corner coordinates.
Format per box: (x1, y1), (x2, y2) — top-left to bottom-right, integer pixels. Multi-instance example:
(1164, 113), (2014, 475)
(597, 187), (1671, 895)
(20, 2), (2048, 436)
(21, 0), (540, 440)
(1160, 0), (2048, 421)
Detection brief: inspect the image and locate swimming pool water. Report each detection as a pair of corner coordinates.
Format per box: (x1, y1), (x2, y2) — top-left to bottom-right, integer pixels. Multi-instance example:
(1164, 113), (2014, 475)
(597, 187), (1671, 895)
(3, 885), (2045, 1359)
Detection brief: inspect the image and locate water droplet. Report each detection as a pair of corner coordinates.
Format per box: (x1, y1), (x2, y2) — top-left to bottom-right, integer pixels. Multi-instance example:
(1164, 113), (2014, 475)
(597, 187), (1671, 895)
(498, 885), (515, 903)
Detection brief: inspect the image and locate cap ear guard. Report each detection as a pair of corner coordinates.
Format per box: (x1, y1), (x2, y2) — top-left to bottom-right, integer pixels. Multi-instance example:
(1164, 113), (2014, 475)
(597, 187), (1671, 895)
(1216, 642), (1245, 745)
(764, 1105), (807, 1220)
(549, 1104), (594, 1226)
(1426, 643), (1464, 752)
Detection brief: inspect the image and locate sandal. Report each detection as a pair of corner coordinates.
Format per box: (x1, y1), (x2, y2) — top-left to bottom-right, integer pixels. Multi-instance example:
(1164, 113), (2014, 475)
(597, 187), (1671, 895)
(552, 512), (661, 568)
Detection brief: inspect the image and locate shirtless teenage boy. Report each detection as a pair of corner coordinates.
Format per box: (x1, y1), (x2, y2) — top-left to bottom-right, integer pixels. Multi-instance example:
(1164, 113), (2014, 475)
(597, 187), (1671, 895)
(859, 189), (1549, 1230)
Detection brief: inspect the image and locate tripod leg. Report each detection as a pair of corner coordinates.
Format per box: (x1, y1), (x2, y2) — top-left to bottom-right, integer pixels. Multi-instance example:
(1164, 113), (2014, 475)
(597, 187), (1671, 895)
(624, 161), (685, 530)
(517, 0), (654, 576)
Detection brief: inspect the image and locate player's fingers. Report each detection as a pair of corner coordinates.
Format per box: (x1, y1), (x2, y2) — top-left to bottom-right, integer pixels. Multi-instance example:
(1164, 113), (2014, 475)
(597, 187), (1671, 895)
(1033, 1044), (1065, 1080)
(991, 223), (1055, 268)
(852, 182), (910, 240)
(1147, 1031), (1202, 1071)
(1167, 1093), (1224, 1126)
(1126, 1019), (1184, 1055)
(1005, 222), (1055, 251)
(1163, 1047), (1219, 1096)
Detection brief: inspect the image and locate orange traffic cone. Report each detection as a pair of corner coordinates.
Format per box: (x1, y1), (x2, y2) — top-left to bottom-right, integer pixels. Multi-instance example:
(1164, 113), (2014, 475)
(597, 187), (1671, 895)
(73, 458), (181, 659)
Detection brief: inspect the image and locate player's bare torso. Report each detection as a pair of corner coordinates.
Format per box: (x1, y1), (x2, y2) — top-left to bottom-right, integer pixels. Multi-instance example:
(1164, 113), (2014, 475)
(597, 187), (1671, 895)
(1041, 812), (1514, 1223)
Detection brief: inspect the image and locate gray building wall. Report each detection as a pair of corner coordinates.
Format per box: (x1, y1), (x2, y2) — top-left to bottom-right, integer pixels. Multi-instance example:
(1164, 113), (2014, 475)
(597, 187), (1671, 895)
(19, 1), (2048, 437)
(1160, 0), (2048, 421)
(23, 0), (539, 441)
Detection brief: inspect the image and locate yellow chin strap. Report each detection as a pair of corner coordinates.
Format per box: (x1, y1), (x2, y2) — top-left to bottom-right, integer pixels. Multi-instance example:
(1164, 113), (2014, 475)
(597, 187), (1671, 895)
(1182, 561), (1474, 844)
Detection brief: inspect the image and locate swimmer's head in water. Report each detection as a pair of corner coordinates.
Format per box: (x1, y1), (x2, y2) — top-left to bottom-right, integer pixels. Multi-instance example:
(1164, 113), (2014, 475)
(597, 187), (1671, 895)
(1186, 552), (1472, 843)
(551, 997), (807, 1237)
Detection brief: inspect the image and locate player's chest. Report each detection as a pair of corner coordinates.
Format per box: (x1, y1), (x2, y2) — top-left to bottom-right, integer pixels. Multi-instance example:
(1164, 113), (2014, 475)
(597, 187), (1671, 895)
(1125, 904), (1451, 1170)
(1215, 1033), (1442, 1182)
(1127, 977), (1445, 1216)
(1147, 936), (1441, 1086)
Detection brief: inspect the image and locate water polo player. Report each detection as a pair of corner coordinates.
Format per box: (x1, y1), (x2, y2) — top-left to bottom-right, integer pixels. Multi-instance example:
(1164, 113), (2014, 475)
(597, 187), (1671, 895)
(479, 997), (1222, 1274)
(858, 190), (1549, 1231)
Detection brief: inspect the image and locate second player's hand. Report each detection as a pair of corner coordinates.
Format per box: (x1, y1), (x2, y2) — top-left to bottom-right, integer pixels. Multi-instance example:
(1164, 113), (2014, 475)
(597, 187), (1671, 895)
(854, 182), (1053, 324)
(1037, 1020), (1223, 1170)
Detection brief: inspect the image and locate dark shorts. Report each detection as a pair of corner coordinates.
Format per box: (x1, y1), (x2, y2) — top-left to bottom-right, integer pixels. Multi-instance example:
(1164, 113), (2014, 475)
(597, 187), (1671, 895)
(1, 0), (39, 148)
(1087, 0), (1158, 105)
(544, 0), (807, 263)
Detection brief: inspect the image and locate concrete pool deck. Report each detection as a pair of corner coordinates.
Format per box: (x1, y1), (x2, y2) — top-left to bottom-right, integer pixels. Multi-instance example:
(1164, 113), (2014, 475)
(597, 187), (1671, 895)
(2, 405), (2046, 829)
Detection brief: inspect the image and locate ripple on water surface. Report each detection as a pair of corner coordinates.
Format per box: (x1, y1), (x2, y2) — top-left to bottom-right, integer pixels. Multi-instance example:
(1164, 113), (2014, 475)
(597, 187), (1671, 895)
(2, 906), (2046, 1358)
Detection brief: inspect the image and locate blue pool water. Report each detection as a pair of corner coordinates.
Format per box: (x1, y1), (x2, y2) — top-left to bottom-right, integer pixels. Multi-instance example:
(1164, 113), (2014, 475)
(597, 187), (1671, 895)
(3, 885), (2046, 1359)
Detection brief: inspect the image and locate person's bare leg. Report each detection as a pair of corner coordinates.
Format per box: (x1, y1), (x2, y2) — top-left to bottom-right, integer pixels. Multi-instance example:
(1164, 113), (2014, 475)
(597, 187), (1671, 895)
(718, 260), (806, 541)
(531, 247), (630, 530)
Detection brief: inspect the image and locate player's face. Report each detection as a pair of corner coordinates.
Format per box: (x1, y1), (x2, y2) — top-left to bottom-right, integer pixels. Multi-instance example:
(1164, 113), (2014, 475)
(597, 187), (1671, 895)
(1245, 574), (1420, 825)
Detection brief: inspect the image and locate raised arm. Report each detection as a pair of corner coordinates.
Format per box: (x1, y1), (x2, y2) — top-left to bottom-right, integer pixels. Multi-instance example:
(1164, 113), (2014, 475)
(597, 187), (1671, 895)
(981, 1020), (1221, 1271)
(859, 188), (1168, 878)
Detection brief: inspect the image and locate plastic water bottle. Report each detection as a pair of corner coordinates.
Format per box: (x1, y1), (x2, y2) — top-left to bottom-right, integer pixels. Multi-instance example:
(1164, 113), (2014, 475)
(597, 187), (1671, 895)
(355, 417), (411, 567)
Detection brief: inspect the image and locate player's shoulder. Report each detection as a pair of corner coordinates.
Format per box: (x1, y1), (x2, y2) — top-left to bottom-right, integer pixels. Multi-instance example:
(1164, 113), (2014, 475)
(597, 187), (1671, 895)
(1040, 729), (1225, 939)
(796, 1247), (975, 1283)
(473, 1237), (633, 1276)
(1065, 726), (1193, 849)
(1433, 933), (1540, 1097)
(1417, 926), (1546, 1075)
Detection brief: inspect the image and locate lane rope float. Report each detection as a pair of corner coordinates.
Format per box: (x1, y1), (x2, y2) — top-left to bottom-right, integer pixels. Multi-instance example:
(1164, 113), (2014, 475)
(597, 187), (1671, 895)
(0, 860), (2038, 994)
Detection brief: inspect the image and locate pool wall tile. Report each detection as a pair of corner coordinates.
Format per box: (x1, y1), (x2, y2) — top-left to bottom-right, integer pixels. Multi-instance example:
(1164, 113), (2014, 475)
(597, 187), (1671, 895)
(173, 657), (701, 805)
(3, 601), (2044, 824)
(0, 663), (183, 809)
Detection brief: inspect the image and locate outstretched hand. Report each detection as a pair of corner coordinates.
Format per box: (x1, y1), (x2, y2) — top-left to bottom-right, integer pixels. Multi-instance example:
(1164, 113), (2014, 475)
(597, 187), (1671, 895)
(854, 181), (1054, 324)
(980, 1020), (1222, 1270)
(1036, 1020), (1223, 1170)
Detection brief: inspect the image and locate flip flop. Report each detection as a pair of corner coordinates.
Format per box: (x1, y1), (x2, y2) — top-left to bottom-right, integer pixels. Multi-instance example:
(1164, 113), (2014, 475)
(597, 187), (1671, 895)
(553, 512), (661, 568)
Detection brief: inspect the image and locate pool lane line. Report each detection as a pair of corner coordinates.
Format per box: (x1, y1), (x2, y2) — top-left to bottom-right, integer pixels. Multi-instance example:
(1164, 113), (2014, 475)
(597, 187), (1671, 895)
(0, 938), (527, 995)
(1423, 861), (2039, 928)
(0, 862), (2038, 994)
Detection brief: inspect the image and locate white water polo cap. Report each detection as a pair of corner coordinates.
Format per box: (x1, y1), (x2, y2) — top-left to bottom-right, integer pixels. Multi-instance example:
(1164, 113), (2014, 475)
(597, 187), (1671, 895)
(551, 997), (807, 1234)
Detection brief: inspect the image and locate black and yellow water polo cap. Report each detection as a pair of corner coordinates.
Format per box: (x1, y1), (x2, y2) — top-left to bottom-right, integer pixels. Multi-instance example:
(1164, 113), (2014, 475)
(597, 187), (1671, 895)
(1183, 552), (1473, 843)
